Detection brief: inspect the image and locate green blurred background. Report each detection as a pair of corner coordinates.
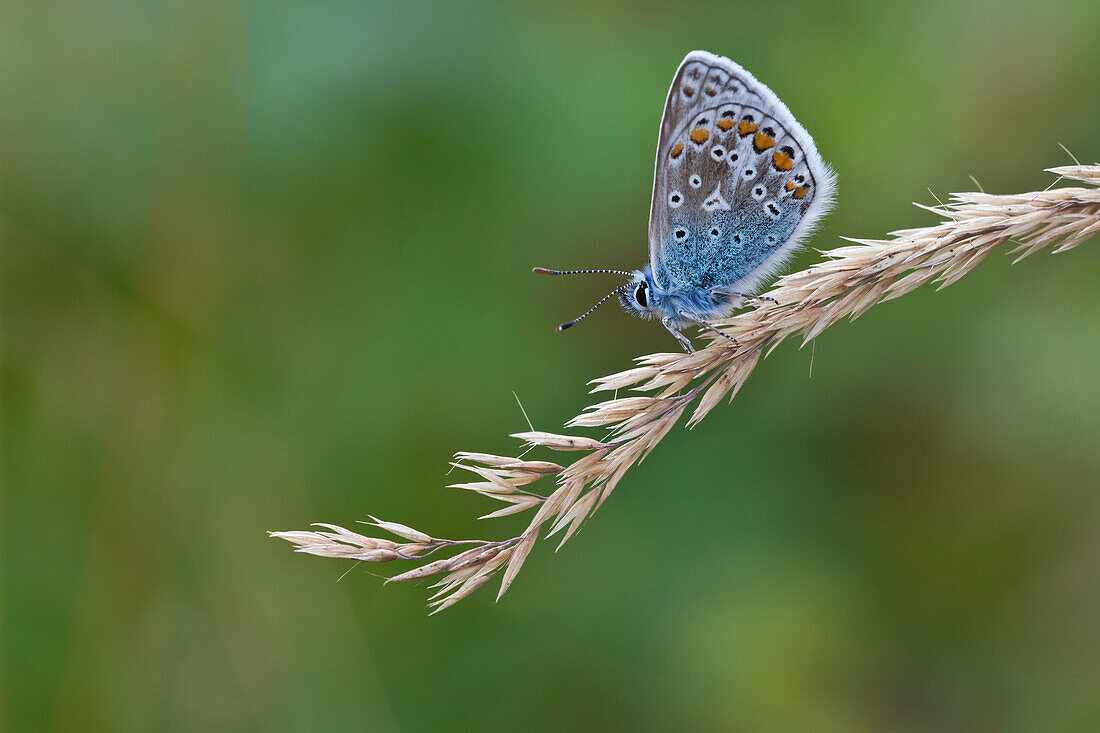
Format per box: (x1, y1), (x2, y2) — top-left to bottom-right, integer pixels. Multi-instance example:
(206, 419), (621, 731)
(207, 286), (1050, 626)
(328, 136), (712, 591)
(3, 1), (1099, 730)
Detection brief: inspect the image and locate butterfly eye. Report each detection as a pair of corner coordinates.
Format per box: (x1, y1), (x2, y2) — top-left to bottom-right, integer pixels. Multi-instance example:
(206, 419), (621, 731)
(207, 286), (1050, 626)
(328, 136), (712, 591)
(668, 190), (683, 208)
(711, 146), (726, 161)
(689, 174), (702, 188)
(634, 283), (648, 308)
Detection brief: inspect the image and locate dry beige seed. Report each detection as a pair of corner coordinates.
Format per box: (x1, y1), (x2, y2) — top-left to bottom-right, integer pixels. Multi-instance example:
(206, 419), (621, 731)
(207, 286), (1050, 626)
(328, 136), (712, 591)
(510, 431), (611, 451)
(366, 517), (433, 544)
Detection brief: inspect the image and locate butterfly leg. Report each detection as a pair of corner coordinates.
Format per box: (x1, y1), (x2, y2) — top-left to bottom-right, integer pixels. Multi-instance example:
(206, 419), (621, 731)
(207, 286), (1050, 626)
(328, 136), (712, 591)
(725, 291), (778, 307)
(677, 311), (740, 348)
(661, 316), (695, 353)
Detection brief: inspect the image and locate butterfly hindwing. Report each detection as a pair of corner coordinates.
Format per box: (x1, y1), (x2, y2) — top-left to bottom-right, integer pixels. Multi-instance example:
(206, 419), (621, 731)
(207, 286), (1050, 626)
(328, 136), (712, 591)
(648, 51), (835, 296)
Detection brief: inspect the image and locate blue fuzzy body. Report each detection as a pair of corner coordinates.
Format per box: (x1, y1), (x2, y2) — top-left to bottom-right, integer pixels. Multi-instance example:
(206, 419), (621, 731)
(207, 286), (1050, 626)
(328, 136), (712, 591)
(618, 265), (736, 327)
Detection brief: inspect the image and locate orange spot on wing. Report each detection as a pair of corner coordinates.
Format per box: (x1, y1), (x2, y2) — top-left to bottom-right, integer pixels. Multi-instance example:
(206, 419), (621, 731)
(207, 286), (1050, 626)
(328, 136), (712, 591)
(772, 150), (794, 170)
(716, 118), (735, 131)
(737, 120), (758, 136)
(792, 186), (809, 199)
(785, 181), (797, 191)
(753, 132), (775, 151)
(669, 142), (684, 159)
(690, 128), (710, 144)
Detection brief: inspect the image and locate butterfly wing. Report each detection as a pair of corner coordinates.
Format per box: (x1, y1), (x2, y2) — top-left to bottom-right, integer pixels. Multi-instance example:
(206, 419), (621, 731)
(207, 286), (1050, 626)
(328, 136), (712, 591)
(647, 51), (835, 297)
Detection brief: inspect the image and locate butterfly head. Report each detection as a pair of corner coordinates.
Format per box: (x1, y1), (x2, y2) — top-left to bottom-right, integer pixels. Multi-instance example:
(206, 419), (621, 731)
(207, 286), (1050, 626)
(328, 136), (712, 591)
(617, 268), (661, 321)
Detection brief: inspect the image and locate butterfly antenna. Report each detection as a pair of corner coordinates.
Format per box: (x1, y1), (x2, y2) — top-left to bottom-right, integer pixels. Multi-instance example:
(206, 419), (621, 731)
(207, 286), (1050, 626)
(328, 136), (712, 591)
(533, 267), (633, 277)
(557, 287), (623, 332)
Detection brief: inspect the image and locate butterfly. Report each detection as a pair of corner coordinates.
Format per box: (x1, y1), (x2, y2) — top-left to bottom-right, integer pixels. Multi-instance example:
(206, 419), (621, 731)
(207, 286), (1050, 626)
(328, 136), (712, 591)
(535, 50), (835, 352)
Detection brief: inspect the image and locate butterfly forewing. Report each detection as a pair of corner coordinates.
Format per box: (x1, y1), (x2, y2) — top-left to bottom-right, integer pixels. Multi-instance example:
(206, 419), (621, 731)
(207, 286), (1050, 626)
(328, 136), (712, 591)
(648, 51), (834, 295)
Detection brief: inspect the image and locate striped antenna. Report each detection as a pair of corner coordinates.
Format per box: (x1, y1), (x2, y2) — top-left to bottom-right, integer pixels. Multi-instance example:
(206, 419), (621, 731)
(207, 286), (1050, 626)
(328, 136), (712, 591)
(532, 267), (633, 277)
(556, 287), (625, 332)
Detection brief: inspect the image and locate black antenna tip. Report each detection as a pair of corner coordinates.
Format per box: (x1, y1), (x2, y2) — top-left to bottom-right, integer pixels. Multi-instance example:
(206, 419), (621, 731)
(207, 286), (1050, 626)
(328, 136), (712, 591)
(556, 322), (573, 332)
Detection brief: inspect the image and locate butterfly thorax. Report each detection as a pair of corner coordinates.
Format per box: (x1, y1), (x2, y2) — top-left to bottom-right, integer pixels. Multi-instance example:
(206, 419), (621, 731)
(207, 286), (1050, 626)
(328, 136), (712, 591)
(618, 265), (735, 327)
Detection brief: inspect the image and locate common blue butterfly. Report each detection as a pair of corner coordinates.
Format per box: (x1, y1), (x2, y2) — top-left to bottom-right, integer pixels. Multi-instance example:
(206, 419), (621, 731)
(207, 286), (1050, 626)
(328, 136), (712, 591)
(536, 50), (836, 352)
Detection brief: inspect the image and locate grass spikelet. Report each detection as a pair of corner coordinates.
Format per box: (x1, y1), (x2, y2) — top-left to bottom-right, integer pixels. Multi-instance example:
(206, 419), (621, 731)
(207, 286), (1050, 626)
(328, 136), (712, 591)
(270, 164), (1100, 612)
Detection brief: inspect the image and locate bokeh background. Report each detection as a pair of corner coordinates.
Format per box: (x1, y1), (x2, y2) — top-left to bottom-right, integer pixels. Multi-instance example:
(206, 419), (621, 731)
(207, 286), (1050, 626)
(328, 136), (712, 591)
(4, 1), (1100, 730)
